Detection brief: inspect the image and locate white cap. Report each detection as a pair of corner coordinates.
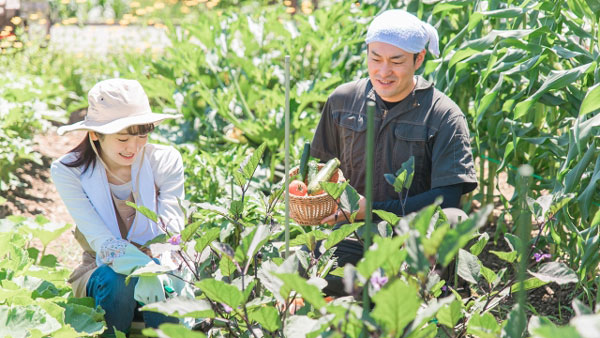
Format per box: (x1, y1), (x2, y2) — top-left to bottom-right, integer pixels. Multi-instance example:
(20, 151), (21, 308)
(366, 9), (440, 57)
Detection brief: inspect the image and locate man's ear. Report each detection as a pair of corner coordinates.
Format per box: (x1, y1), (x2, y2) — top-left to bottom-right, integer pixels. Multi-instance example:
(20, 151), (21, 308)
(89, 131), (99, 141)
(415, 49), (427, 69)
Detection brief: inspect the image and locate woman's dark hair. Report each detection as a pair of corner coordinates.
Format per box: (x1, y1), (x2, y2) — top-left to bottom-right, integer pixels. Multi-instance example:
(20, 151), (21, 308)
(61, 124), (155, 174)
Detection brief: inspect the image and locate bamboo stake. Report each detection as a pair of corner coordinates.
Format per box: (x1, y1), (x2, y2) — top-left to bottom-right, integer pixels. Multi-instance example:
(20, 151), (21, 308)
(361, 100), (375, 331)
(284, 55), (291, 259)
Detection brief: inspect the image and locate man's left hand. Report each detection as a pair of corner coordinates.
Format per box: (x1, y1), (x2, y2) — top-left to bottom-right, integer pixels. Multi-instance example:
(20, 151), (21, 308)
(320, 195), (367, 225)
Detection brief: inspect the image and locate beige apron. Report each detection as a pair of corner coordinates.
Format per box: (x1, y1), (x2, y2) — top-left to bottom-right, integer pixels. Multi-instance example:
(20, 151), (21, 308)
(69, 192), (138, 298)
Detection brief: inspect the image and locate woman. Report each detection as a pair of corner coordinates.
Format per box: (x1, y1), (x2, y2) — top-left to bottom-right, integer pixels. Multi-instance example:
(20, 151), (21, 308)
(51, 78), (186, 336)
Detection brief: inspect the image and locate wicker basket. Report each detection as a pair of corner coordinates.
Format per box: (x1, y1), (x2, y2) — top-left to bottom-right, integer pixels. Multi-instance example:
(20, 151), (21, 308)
(288, 164), (344, 226)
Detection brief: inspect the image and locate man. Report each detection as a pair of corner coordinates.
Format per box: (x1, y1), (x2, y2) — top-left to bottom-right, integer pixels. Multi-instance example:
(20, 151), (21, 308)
(310, 9), (477, 294)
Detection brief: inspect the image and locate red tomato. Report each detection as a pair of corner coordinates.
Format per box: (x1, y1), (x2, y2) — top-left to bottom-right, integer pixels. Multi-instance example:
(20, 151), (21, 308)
(289, 180), (307, 196)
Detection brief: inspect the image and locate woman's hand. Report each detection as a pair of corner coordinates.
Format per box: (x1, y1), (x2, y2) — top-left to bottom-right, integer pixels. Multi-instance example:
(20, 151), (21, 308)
(320, 194), (367, 225)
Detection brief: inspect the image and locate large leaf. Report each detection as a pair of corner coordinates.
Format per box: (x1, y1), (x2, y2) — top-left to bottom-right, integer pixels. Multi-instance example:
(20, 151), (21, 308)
(63, 303), (106, 335)
(529, 262), (578, 284)
(371, 279), (421, 335)
(324, 222), (364, 250)
(142, 323), (206, 338)
(249, 306), (280, 332)
(0, 304), (61, 338)
(141, 297), (215, 318)
(196, 279), (244, 309)
(180, 220), (202, 242)
(243, 224), (270, 273)
(467, 312), (501, 338)
(356, 235), (406, 279)
(436, 300), (463, 329)
(274, 273), (326, 310)
(457, 249), (481, 284)
(438, 205), (492, 267)
(579, 83), (600, 117)
(570, 314), (600, 338)
(194, 227), (220, 254)
(339, 184), (361, 220)
(21, 217), (71, 248)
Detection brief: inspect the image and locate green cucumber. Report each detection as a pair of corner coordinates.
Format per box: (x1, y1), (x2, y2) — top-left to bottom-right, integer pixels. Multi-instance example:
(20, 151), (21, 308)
(306, 160), (319, 184)
(307, 158), (340, 195)
(298, 142), (311, 182)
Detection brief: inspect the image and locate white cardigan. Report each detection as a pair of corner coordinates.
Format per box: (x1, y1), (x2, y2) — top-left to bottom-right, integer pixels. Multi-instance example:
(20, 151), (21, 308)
(51, 143), (185, 256)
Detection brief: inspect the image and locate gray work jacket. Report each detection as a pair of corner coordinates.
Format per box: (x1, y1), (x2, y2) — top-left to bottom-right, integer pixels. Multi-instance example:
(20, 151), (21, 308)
(311, 76), (477, 202)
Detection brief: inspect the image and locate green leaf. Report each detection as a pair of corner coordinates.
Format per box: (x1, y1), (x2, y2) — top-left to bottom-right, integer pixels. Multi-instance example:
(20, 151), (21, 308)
(141, 297), (215, 318)
(457, 249), (481, 284)
(243, 224), (270, 273)
(374, 210), (400, 226)
(438, 205), (492, 267)
(249, 306), (280, 332)
(501, 304), (526, 338)
(470, 232), (489, 256)
(411, 203), (440, 237)
(570, 314), (600, 338)
(115, 328), (127, 338)
(531, 325), (582, 338)
(181, 220), (202, 242)
(514, 62), (596, 119)
(511, 277), (548, 293)
(406, 230), (429, 274)
(39, 255), (58, 268)
(324, 222), (364, 250)
(142, 323), (206, 338)
(467, 312), (501, 338)
(357, 235), (406, 279)
(240, 143), (267, 180)
(125, 201), (158, 223)
(274, 273), (326, 309)
(0, 304), (61, 338)
(230, 200), (244, 217)
(21, 219), (71, 248)
(233, 170), (246, 187)
(219, 256), (237, 277)
(194, 227), (220, 254)
(288, 230), (327, 250)
(371, 279), (421, 334)
(393, 156), (415, 192)
(480, 266), (498, 285)
(437, 300), (463, 328)
(339, 184), (361, 219)
(579, 80), (600, 117)
(490, 250), (518, 263)
(528, 262), (578, 284)
(321, 181), (349, 200)
(63, 303), (106, 335)
(196, 279), (244, 309)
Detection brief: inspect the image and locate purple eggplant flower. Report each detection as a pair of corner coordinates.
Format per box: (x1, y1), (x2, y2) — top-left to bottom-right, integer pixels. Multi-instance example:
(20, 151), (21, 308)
(370, 270), (388, 291)
(441, 285), (448, 292)
(168, 234), (182, 245)
(533, 252), (551, 262)
(222, 304), (233, 313)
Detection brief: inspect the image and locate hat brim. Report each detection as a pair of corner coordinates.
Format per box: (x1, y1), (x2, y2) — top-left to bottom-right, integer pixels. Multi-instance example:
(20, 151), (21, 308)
(57, 112), (182, 136)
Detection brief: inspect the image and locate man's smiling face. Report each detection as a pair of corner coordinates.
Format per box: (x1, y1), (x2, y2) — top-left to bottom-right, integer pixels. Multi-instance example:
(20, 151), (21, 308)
(367, 41), (425, 103)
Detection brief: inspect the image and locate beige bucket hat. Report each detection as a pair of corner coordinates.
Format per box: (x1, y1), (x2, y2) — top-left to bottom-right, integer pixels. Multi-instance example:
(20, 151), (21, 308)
(57, 78), (182, 136)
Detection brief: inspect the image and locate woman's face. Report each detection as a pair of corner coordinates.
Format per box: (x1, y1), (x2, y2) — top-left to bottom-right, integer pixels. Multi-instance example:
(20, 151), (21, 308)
(91, 128), (149, 169)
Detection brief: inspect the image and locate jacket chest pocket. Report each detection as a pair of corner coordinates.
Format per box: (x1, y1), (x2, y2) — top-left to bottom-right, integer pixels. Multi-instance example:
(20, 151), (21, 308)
(392, 123), (433, 193)
(333, 111), (367, 173)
